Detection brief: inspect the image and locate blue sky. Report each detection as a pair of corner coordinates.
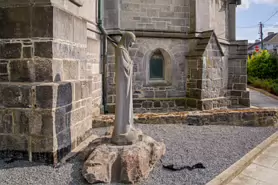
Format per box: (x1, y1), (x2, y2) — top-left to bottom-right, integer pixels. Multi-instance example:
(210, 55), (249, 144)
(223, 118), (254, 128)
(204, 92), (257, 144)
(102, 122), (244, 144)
(237, 0), (278, 42)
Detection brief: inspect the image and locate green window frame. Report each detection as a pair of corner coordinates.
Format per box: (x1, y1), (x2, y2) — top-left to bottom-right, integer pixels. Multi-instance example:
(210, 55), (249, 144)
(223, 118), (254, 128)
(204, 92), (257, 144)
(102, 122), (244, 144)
(149, 50), (164, 80)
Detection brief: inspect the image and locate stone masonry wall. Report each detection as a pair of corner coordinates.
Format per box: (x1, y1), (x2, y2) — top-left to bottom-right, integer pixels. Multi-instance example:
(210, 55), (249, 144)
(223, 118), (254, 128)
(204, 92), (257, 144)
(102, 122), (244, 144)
(104, 0), (191, 32)
(228, 40), (250, 107)
(0, 1), (101, 164)
(199, 36), (228, 109)
(106, 38), (190, 113)
(186, 31), (228, 110)
(192, 0), (228, 40)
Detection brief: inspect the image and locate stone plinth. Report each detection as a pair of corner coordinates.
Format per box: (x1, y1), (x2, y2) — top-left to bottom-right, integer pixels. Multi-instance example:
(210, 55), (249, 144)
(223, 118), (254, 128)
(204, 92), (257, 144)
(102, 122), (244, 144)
(82, 135), (166, 184)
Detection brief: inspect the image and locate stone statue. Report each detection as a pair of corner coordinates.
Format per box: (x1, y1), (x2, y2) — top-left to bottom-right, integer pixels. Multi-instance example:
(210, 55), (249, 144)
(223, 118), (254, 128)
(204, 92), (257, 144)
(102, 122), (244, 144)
(82, 33), (166, 185)
(111, 32), (142, 145)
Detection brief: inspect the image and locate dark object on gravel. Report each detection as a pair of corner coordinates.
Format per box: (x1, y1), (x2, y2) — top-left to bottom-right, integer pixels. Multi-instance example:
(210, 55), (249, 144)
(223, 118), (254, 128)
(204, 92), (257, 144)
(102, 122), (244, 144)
(162, 161), (206, 171)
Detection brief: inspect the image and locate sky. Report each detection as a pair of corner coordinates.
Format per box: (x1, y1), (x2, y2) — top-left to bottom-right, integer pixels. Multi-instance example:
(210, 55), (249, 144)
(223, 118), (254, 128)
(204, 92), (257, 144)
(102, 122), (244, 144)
(237, 0), (278, 43)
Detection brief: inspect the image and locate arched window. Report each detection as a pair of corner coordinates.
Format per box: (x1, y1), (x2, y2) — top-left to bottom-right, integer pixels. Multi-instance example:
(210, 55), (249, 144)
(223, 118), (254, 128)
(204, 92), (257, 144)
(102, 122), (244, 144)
(149, 49), (164, 80)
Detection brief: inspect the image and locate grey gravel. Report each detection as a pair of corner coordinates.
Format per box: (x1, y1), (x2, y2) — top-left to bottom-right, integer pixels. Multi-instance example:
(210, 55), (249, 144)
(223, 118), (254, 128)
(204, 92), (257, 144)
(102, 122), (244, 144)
(0, 124), (277, 185)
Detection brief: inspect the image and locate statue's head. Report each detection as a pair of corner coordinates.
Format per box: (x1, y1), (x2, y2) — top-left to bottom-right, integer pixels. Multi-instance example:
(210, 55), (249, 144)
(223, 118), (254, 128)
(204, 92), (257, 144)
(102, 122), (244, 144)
(119, 32), (136, 50)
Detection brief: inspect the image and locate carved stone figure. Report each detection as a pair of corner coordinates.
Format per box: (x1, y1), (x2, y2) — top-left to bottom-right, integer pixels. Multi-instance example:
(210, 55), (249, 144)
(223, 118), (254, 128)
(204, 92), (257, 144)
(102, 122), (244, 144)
(111, 32), (141, 145)
(82, 32), (166, 184)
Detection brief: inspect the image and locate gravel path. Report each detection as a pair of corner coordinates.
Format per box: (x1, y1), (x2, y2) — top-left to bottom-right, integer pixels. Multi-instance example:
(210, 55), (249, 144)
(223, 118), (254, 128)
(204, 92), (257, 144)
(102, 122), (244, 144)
(0, 125), (277, 185)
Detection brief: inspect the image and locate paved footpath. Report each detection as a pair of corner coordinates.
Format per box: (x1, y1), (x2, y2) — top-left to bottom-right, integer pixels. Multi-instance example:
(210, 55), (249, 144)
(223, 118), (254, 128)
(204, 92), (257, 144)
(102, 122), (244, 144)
(250, 89), (278, 108)
(227, 90), (278, 185)
(227, 138), (278, 185)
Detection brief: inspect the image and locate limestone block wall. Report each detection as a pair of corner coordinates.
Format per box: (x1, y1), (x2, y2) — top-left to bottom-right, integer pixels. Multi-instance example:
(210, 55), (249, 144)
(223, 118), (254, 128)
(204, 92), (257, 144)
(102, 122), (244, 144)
(228, 40), (250, 106)
(192, 0), (228, 40)
(104, 0), (191, 32)
(199, 36), (228, 109)
(0, 0), (101, 164)
(210, 0), (228, 40)
(105, 38), (189, 113)
(186, 31), (228, 110)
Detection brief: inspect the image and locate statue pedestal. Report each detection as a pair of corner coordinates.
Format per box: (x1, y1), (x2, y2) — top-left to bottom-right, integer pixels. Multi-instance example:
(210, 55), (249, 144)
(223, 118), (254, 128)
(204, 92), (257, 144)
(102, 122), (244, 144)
(82, 134), (166, 184)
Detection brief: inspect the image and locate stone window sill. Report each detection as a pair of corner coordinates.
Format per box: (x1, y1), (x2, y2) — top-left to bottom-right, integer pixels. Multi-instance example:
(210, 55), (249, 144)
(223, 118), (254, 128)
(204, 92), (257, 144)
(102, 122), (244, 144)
(144, 80), (171, 87)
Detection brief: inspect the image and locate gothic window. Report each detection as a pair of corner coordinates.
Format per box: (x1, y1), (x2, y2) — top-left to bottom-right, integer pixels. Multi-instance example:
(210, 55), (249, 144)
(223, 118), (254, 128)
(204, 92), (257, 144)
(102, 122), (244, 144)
(149, 50), (164, 80)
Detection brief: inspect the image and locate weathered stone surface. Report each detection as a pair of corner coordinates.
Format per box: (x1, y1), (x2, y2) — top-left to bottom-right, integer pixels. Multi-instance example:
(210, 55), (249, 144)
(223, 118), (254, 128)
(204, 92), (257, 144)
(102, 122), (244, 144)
(36, 85), (54, 108)
(34, 41), (53, 58)
(9, 60), (32, 82)
(0, 43), (21, 59)
(32, 6), (53, 37)
(0, 7), (31, 38)
(1, 85), (32, 108)
(83, 146), (118, 183)
(23, 47), (33, 58)
(82, 134), (166, 184)
(0, 111), (13, 134)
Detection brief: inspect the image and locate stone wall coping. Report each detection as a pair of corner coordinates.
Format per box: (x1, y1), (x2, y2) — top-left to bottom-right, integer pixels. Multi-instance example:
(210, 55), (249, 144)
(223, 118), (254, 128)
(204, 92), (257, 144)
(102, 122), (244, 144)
(92, 108), (278, 128)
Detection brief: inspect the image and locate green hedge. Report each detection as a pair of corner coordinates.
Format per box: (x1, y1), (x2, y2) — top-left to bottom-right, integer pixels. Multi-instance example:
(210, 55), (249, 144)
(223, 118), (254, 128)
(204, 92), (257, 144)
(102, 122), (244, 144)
(247, 50), (278, 79)
(248, 76), (278, 96)
(247, 50), (278, 96)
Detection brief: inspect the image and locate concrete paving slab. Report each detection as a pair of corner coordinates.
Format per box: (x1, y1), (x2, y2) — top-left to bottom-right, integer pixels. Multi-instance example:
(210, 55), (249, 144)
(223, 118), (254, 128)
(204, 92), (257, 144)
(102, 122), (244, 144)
(253, 153), (278, 168)
(242, 163), (278, 184)
(227, 174), (258, 185)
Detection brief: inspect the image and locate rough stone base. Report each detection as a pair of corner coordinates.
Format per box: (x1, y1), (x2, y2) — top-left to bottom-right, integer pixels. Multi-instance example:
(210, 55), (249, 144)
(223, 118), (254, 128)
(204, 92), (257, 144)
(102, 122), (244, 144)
(82, 135), (166, 184)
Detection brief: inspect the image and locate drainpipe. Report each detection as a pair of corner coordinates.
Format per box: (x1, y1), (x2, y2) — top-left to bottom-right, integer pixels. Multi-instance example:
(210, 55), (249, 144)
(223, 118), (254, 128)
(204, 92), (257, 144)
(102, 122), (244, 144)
(98, 0), (108, 113)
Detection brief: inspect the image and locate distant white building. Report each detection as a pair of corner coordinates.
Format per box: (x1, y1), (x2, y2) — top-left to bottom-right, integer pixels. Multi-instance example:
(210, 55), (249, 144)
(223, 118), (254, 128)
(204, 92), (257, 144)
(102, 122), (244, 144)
(248, 32), (278, 55)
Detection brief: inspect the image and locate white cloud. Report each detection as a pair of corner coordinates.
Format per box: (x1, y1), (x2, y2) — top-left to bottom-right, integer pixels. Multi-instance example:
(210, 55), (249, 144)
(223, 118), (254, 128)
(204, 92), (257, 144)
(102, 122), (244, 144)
(238, 0), (278, 10)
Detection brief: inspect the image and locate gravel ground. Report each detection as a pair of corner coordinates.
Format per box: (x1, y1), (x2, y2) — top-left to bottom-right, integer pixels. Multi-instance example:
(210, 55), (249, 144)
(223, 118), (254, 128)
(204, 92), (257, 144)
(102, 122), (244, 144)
(0, 124), (277, 185)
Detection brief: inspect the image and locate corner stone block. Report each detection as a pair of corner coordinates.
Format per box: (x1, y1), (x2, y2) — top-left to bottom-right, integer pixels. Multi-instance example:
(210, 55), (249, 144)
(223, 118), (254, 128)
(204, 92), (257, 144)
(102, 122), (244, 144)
(34, 42), (53, 58)
(33, 59), (53, 82)
(57, 82), (74, 107)
(32, 6), (53, 38)
(31, 136), (54, 153)
(36, 82), (73, 109)
(36, 85), (55, 108)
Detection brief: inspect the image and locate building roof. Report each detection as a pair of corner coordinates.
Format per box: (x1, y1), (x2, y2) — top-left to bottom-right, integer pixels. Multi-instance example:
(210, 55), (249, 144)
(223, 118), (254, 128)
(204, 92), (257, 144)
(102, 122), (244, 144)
(248, 33), (278, 50)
